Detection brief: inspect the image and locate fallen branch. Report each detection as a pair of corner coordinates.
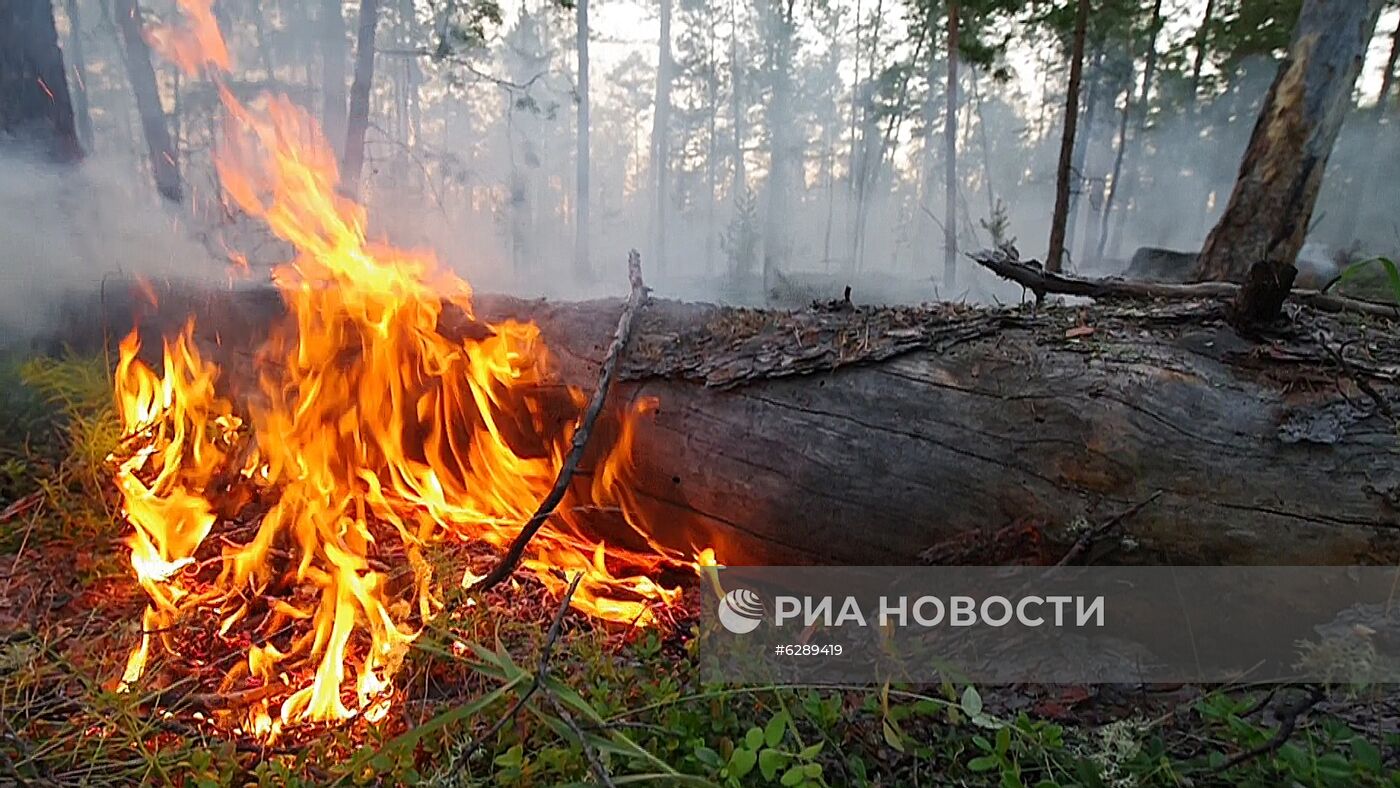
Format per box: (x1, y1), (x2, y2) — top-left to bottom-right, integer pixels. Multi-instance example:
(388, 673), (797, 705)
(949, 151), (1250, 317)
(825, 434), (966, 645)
(969, 247), (1400, 319)
(1055, 490), (1163, 567)
(447, 572), (582, 775)
(1216, 685), (1325, 772)
(470, 251), (648, 593)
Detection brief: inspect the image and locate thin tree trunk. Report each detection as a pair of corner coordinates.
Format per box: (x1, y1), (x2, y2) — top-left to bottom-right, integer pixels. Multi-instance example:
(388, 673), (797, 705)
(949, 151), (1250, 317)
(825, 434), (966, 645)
(575, 0), (591, 280)
(1096, 76), (1131, 262)
(61, 0), (94, 151)
(972, 73), (995, 216)
(1046, 0), (1089, 272)
(763, 0), (798, 290)
(1188, 0), (1216, 114)
(651, 0), (673, 275)
(705, 14), (719, 276)
(943, 0), (960, 288)
(0, 0), (82, 161)
(1194, 0), (1385, 281)
(1065, 49), (1103, 265)
(321, 0), (348, 158)
(729, 0), (747, 272)
(1105, 0), (1163, 260)
(112, 0), (181, 201)
(341, 0), (382, 196)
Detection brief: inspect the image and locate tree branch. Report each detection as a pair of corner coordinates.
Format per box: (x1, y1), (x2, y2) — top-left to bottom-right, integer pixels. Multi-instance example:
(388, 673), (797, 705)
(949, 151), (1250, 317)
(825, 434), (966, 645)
(969, 246), (1400, 319)
(470, 251), (649, 593)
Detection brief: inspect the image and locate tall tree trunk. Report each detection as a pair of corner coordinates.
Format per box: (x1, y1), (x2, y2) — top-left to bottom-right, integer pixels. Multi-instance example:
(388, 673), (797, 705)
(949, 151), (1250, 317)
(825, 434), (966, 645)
(341, 0), (381, 196)
(943, 0), (959, 288)
(1046, 0), (1089, 272)
(705, 15), (719, 275)
(972, 72), (995, 217)
(729, 0), (748, 276)
(1379, 12), (1400, 110)
(321, 0), (348, 158)
(1194, 0), (1385, 282)
(763, 0), (798, 291)
(0, 0), (82, 161)
(575, 0), (591, 280)
(1095, 75), (1131, 262)
(1065, 49), (1103, 266)
(651, 0), (673, 275)
(112, 0), (181, 201)
(61, 0), (94, 151)
(1105, 0), (1163, 260)
(1187, 0), (1216, 114)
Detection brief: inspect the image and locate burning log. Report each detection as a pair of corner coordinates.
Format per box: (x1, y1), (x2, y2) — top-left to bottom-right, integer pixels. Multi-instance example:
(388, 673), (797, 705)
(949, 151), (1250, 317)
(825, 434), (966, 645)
(73, 274), (1400, 569)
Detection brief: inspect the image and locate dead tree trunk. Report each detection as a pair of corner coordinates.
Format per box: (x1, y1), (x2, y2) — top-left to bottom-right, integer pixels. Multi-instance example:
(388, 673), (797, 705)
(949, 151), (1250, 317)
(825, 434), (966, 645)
(1046, 0), (1088, 272)
(1193, 0), (1385, 282)
(112, 0), (182, 202)
(0, 0), (82, 161)
(341, 0), (381, 195)
(79, 282), (1400, 567)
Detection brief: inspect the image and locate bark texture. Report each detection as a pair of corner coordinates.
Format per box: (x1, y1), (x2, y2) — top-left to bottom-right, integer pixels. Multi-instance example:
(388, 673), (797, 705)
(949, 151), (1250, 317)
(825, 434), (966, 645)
(341, 0), (382, 194)
(0, 0), (82, 161)
(1194, 0), (1385, 282)
(1046, 0), (1088, 272)
(69, 281), (1400, 568)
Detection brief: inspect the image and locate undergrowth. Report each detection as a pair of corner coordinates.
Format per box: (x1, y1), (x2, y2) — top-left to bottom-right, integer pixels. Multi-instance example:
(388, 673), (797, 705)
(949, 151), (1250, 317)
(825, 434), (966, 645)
(2, 351), (1397, 786)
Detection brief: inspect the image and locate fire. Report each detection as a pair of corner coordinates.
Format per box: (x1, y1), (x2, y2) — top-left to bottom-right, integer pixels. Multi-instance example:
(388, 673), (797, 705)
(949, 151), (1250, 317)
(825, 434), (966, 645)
(112, 1), (708, 732)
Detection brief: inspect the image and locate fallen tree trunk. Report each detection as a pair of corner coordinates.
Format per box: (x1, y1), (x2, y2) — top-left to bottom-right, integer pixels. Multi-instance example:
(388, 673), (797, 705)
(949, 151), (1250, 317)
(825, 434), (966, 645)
(54, 279), (1400, 567)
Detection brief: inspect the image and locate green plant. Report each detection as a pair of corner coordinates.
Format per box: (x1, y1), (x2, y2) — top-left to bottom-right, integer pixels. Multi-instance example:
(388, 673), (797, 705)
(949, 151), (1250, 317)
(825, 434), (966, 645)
(1323, 256), (1400, 303)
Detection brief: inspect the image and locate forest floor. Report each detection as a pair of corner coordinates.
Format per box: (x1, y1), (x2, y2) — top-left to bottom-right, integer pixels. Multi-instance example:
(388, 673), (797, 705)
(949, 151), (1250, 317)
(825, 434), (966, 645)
(1, 351), (1398, 787)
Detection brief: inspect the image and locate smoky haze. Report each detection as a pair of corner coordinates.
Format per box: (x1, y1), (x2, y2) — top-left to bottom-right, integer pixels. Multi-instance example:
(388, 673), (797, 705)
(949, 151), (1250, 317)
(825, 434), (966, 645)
(4, 0), (1399, 333)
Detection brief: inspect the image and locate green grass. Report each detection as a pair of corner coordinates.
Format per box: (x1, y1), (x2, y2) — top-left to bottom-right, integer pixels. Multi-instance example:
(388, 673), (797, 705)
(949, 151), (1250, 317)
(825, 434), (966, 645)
(1, 351), (1396, 786)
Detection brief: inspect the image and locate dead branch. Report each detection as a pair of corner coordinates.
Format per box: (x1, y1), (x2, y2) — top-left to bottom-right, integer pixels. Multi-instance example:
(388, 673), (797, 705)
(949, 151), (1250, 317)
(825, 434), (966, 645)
(470, 252), (648, 594)
(969, 247), (1400, 319)
(1314, 330), (1394, 418)
(545, 693), (617, 788)
(1055, 490), (1163, 567)
(446, 572), (582, 775)
(1216, 685), (1325, 772)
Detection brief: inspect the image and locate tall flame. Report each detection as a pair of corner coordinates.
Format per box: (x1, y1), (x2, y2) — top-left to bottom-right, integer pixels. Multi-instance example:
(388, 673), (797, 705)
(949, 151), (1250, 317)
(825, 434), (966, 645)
(112, 1), (706, 731)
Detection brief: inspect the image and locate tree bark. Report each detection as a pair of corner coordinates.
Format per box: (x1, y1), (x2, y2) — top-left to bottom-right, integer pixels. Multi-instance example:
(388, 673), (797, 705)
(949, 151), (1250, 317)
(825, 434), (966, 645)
(943, 1), (959, 289)
(575, 0), (591, 280)
(762, 0), (798, 293)
(1187, 0), (1216, 114)
(112, 0), (181, 202)
(341, 0), (381, 196)
(321, 0), (349, 159)
(0, 0), (82, 161)
(61, 0), (95, 151)
(80, 282), (1400, 567)
(1104, 0), (1163, 261)
(1378, 11), (1400, 111)
(1194, 0), (1385, 282)
(651, 0), (673, 275)
(1046, 0), (1088, 272)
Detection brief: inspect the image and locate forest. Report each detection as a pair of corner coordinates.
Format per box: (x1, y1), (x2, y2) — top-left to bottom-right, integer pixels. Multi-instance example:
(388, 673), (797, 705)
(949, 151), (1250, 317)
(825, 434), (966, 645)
(2, 0), (1400, 784)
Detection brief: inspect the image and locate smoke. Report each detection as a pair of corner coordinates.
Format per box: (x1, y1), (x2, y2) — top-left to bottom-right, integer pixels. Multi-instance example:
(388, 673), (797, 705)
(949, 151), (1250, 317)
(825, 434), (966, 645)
(0, 152), (219, 349)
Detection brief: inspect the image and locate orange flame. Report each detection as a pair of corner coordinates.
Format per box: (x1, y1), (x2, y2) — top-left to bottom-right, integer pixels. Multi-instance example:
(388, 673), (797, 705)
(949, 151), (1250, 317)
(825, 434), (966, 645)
(113, 1), (710, 732)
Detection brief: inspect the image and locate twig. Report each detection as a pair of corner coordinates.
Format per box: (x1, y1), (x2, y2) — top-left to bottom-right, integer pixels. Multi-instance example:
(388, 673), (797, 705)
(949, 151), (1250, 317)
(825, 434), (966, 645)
(968, 247), (1400, 319)
(545, 693), (617, 788)
(446, 573), (582, 775)
(1216, 685), (1325, 772)
(470, 252), (649, 593)
(1056, 490), (1163, 567)
(1314, 330), (1394, 418)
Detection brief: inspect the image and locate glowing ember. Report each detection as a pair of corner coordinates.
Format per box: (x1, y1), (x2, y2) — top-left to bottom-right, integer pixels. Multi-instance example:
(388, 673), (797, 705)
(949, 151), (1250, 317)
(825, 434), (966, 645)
(111, 1), (708, 733)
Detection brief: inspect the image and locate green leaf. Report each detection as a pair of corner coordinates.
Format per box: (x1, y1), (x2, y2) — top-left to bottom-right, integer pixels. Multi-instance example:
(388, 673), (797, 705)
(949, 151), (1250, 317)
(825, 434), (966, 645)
(727, 748), (757, 779)
(1351, 737), (1383, 772)
(764, 711), (790, 748)
(759, 748), (788, 781)
(780, 765), (807, 786)
(962, 686), (983, 717)
(798, 742), (823, 760)
(745, 726), (764, 750)
(882, 719), (906, 753)
(969, 755), (1000, 772)
(693, 745), (723, 769)
(996, 726), (1011, 755)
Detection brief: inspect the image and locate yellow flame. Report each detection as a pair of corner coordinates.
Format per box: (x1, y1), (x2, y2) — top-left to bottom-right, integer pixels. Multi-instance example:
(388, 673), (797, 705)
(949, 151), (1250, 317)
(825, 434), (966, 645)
(112, 0), (713, 731)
